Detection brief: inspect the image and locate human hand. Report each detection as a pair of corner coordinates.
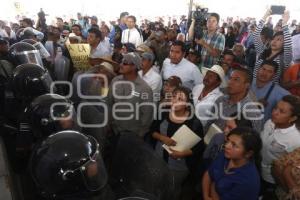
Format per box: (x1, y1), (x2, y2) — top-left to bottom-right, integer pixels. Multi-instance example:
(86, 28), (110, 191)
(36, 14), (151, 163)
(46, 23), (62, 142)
(169, 148), (184, 159)
(161, 136), (176, 146)
(263, 8), (272, 21)
(195, 38), (205, 46)
(282, 10), (290, 26)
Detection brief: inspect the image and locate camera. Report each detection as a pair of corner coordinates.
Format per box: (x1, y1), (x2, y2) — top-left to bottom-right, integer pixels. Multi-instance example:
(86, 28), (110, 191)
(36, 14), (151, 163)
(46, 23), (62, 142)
(189, 6), (209, 39)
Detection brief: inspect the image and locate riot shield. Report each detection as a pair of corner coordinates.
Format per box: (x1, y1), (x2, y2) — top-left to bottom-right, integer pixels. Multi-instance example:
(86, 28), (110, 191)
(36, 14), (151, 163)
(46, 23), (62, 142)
(110, 134), (175, 200)
(21, 39), (51, 59)
(54, 55), (70, 81)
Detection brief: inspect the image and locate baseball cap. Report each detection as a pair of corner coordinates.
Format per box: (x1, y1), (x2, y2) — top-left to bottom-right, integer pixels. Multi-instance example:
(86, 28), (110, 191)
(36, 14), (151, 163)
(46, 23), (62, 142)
(122, 52), (142, 70)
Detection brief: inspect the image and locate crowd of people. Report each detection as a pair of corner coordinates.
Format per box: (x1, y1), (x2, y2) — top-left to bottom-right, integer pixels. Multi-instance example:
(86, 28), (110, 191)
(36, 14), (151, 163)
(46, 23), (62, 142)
(0, 5), (300, 200)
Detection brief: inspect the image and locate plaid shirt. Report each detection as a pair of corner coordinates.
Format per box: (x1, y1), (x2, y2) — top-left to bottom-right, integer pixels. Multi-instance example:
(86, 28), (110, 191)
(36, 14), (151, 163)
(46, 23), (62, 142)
(200, 31), (225, 68)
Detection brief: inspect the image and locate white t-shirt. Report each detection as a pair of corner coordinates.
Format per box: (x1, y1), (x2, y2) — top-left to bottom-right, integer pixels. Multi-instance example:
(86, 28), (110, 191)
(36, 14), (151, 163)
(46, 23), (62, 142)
(90, 37), (112, 58)
(161, 58), (203, 90)
(138, 68), (162, 101)
(261, 119), (300, 183)
(121, 28), (143, 47)
(192, 84), (223, 126)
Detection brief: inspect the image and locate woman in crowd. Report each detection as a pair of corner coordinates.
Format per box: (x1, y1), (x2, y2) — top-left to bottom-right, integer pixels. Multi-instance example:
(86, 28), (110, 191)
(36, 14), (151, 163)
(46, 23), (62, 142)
(159, 76), (182, 105)
(225, 26), (235, 49)
(203, 112), (253, 167)
(151, 86), (203, 200)
(261, 95), (300, 199)
(253, 8), (292, 83)
(232, 43), (247, 65)
(273, 147), (300, 200)
(202, 127), (262, 200)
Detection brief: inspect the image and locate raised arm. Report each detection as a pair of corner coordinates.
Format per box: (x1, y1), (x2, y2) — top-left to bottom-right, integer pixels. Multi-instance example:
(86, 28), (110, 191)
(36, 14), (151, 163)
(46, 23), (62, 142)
(253, 9), (272, 55)
(282, 11), (293, 69)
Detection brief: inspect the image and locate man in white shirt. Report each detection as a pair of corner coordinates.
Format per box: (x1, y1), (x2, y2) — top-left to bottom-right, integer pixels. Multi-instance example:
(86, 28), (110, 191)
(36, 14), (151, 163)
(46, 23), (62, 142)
(138, 52), (162, 102)
(88, 28), (111, 58)
(121, 15), (143, 47)
(161, 40), (203, 90)
(192, 65), (225, 126)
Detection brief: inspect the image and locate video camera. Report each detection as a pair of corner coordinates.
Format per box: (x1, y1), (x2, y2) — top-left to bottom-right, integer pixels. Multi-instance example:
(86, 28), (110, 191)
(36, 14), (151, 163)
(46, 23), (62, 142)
(188, 6), (209, 39)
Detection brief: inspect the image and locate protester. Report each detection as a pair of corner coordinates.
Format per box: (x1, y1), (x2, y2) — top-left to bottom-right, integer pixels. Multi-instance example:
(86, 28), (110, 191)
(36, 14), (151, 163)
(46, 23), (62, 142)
(121, 15), (143, 47)
(205, 67), (263, 132)
(202, 127), (262, 200)
(192, 65), (225, 126)
(151, 86), (203, 200)
(138, 52), (162, 101)
(161, 40), (203, 90)
(88, 28), (111, 58)
(253, 8), (292, 83)
(260, 95), (300, 199)
(107, 52), (153, 137)
(251, 60), (290, 122)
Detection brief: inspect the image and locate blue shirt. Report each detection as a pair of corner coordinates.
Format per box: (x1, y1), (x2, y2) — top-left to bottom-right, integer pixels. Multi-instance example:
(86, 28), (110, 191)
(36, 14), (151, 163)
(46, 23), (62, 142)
(251, 81), (290, 123)
(208, 152), (260, 200)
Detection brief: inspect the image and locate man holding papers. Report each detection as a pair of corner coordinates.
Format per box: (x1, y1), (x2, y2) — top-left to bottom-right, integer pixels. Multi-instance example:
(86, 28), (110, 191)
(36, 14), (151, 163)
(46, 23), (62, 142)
(150, 86), (204, 200)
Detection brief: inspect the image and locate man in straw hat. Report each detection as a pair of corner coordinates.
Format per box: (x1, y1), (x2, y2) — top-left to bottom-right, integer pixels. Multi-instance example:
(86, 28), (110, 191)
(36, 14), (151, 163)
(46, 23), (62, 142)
(192, 65), (225, 126)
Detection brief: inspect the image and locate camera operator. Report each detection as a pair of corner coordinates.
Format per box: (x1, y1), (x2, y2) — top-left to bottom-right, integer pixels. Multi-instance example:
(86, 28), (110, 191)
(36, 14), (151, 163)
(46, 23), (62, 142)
(188, 12), (225, 68)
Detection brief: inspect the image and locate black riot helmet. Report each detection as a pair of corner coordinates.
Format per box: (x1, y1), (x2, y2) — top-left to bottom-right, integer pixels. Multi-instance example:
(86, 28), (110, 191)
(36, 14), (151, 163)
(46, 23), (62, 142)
(25, 93), (75, 139)
(9, 41), (44, 66)
(30, 130), (108, 199)
(12, 63), (53, 102)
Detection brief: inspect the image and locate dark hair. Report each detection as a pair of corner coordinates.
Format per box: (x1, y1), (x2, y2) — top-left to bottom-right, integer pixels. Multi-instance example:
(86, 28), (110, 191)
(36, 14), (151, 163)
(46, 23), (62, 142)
(223, 49), (236, 59)
(261, 60), (279, 73)
(56, 17), (63, 22)
(88, 28), (102, 39)
(22, 18), (33, 27)
(281, 95), (300, 130)
(227, 127), (262, 161)
(112, 52), (123, 64)
(260, 27), (274, 40)
(172, 86), (193, 112)
(71, 24), (82, 31)
(91, 24), (100, 30)
(272, 31), (283, 39)
(171, 40), (186, 53)
(123, 43), (136, 52)
(227, 26), (234, 31)
(232, 67), (251, 83)
(127, 15), (136, 23)
(229, 112), (253, 129)
(120, 12), (129, 19)
(260, 31), (284, 61)
(101, 25), (110, 33)
(209, 13), (220, 23)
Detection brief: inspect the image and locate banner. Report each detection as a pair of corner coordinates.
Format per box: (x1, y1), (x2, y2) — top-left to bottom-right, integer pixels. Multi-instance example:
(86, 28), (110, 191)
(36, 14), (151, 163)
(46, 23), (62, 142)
(66, 44), (91, 71)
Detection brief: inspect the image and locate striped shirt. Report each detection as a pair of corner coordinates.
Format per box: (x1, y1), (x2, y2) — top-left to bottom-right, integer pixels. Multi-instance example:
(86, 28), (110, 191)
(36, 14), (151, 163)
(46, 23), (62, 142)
(200, 31), (225, 68)
(253, 20), (293, 83)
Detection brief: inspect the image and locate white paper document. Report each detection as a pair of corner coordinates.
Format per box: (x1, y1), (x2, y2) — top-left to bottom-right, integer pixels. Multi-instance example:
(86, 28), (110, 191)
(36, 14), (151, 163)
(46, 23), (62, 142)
(162, 125), (201, 153)
(204, 123), (222, 145)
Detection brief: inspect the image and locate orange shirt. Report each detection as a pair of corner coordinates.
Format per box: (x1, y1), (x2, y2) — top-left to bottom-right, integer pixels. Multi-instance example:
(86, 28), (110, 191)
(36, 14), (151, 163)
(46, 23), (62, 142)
(283, 63), (300, 96)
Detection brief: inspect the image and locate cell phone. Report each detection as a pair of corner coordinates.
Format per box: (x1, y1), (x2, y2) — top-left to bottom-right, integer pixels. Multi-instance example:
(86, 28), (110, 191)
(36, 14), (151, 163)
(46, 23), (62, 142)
(271, 5), (285, 15)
